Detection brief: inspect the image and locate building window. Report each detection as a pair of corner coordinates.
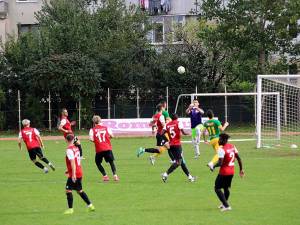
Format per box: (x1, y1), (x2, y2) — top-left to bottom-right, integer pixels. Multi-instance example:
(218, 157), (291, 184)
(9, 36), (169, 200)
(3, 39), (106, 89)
(173, 16), (185, 43)
(153, 22), (164, 43)
(18, 24), (39, 35)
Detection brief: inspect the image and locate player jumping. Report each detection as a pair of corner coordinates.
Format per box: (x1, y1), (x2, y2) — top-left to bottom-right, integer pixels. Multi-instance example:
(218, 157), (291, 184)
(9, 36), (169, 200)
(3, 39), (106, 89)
(213, 133), (244, 212)
(18, 119), (55, 173)
(161, 113), (196, 182)
(186, 99), (205, 158)
(89, 115), (119, 182)
(137, 104), (169, 164)
(58, 108), (84, 159)
(203, 109), (229, 171)
(64, 134), (95, 215)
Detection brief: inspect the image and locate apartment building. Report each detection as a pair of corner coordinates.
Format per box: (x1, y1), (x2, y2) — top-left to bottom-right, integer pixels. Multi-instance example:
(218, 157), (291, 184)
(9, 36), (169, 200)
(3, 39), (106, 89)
(0, 0), (43, 43)
(0, 0), (198, 45)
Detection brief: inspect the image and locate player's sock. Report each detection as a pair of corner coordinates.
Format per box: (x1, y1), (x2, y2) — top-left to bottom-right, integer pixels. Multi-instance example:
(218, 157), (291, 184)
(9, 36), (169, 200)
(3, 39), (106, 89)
(224, 188), (230, 200)
(212, 154), (219, 164)
(109, 161), (116, 175)
(215, 188), (229, 208)
(40, 157), (50, 164)
(167, 162), (179, 175)
(95, 162), (106, 176)
(77, 144), (83, 157)
(66, 192), (73, 208)
(181, 162), (190, 177)
(78, 191), (91, 205)
(34, 161), (45, 169)
(145, 148), (160, 153)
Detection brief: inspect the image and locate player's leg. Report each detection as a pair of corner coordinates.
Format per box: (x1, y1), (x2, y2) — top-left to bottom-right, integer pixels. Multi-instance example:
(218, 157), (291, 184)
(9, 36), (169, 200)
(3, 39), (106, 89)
(36, 148), (55, 171)
(95, 152), (108, 181)
(224, 175), (233, 201)
(162, 146), (182, 182)
(214, 175), (230, 210)
(64, 178), (74, 214)
(105, 151), (119, 181)
(75, 178), (95, 211)
(180, 153), (196, 182)
(207, 138), (219, 171)
(191, 128), (200, 158)
(29, 150), (48, 173)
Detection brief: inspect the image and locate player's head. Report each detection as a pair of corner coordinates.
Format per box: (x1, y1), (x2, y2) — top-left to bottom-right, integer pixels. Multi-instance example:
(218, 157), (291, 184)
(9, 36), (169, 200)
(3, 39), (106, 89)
(66, 134), (74, 143)
(92, 115), (101, 125)
(22, 119), (30, 127)
(193, 99), (199, 107)
(156, 103), (163, 112)
(170, 113), (178, 120)
(160, 100), (167, 109)
(219, 133), (230, 146)
(61, 108), (68, 116)
(206, 109), (214, 119)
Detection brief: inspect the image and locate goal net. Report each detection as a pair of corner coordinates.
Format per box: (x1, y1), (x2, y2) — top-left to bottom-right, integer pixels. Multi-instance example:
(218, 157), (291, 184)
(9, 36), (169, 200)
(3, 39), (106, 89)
(175, 92), (278, 143)
(257, 75), (300, 148)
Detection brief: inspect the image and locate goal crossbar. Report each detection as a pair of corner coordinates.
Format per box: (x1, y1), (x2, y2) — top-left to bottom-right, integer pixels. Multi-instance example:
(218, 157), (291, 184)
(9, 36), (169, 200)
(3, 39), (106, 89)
(174, 92), (279, 114)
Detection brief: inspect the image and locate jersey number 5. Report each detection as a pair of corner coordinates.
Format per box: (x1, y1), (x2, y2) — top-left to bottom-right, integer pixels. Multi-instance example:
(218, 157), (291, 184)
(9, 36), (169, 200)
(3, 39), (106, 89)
(169, 127), (176, 139)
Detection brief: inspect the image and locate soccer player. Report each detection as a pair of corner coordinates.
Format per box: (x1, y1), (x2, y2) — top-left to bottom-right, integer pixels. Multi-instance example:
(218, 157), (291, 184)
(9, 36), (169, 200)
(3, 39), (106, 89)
(186, 99), (205, 158)
(136, 104), (169, 164)
(213, 133), (244, 212)
(58, 108), (84, 159)
(64, 134), (95, 215)
(203, 109), (229, 171)
(18, 119), (55, 173)
(148, 100), (172, 163)
(161, 113), (196, 182)
(160, 100), (171, 123)
(89, 115), (119, 182)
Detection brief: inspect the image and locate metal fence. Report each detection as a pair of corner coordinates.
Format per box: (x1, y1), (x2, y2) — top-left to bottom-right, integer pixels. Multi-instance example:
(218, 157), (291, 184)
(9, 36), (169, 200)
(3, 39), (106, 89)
(0, 87), (256, 131)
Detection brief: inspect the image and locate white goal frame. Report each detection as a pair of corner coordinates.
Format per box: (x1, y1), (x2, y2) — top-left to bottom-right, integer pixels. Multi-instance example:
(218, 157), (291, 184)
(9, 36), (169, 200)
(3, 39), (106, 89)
(256, 74), (300, 148)
(175, 92), (280, 144)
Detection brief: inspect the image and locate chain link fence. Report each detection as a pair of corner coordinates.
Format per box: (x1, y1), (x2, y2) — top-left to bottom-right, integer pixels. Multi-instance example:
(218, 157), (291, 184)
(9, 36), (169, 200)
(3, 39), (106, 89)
(0, 87), (255, 132)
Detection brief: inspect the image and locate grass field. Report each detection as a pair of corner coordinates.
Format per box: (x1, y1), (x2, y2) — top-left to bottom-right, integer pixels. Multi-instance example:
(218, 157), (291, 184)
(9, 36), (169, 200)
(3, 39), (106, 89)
(0, 137), (300, 225)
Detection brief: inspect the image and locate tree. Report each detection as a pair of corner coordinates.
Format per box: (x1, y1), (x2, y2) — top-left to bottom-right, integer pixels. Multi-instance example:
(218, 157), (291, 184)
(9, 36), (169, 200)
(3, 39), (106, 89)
(201, 0), (300, 76)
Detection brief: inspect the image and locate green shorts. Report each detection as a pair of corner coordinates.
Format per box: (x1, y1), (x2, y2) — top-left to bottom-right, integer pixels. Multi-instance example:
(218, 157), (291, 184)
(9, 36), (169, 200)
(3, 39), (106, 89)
(191, 124), (204, 139)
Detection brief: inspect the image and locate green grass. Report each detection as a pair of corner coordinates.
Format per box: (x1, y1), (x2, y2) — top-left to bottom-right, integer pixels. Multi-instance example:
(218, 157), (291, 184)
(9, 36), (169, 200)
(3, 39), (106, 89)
(0, 137), (299, 225)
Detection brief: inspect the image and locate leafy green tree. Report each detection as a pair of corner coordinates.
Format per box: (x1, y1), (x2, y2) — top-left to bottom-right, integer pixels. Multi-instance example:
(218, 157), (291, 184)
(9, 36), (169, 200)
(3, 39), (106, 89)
(201, 0), (300, 76)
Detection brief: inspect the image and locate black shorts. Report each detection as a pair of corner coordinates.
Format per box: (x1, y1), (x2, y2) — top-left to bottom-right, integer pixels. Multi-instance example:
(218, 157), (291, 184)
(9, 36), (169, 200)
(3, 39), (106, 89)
(95, 150), (114, 163)
(28, 147), (44, 161)
(215, 174), (233, 189)
(66, 177), (82, 191)
(168, 145), (183, 162)
(156, 133), (169, 146)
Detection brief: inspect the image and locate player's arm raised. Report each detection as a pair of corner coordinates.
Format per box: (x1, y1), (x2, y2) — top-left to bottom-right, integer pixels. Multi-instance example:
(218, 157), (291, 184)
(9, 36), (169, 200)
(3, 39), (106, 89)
(219, 121), (229, 131)
(185, 104), (193, 115)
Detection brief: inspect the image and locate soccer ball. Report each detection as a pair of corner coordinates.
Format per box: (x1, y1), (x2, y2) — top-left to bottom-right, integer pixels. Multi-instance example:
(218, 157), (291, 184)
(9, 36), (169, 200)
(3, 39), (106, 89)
(177, 66), (185, 74)
(290, 144), (298, 149)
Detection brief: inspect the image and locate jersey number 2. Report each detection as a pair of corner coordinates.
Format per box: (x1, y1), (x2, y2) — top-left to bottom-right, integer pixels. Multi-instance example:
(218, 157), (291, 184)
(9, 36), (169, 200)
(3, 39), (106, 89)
(229, 152), (235, 166)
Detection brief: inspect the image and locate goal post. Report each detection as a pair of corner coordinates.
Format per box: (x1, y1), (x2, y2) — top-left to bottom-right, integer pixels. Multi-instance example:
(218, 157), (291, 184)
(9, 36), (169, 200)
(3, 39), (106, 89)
(175, 92), (280, 143)
(257, 75), (300, 148)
